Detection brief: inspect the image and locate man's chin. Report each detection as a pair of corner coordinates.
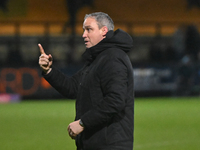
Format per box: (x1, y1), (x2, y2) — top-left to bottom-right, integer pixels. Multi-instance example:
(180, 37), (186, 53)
(85, 45), (92, 48)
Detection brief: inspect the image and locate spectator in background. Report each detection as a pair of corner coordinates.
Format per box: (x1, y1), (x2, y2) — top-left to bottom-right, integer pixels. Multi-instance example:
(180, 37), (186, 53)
(62, 0), (95, 66)
(39, 12), (134, 150)
(177, 55), (195, 96)
(185, 25), (200, 61)
(172, 25), (186, 61)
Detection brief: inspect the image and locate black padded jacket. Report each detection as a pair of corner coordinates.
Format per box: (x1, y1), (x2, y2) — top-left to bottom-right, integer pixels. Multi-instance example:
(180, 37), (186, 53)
(43, 29), (134, 150)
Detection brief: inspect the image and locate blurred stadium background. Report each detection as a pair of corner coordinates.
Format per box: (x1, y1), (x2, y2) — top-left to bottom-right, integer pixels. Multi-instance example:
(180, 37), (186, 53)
(0, 0), (200, 150)
(0, 0), (200, 100)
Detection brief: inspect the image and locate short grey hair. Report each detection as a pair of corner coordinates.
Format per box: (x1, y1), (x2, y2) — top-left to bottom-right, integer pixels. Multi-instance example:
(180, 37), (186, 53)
(84, 12), (114, 31)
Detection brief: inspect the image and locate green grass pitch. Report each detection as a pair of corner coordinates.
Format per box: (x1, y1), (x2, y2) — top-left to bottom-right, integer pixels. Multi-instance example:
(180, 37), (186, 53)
(0, 97), (199, 150)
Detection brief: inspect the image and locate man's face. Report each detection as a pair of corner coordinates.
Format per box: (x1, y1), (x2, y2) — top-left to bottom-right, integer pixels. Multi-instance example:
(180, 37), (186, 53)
(82, 17), (107, 48)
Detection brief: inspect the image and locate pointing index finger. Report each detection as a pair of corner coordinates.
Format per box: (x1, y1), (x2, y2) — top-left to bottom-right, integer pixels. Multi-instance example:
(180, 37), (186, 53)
(38, 43), (45, 55)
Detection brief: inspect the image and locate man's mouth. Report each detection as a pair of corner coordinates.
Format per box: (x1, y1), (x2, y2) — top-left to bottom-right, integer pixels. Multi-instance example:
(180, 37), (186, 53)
(84, 40), (89, 45)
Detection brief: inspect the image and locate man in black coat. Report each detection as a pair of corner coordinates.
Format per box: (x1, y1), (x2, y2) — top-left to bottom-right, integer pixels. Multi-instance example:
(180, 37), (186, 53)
(38, 12), (134, 150)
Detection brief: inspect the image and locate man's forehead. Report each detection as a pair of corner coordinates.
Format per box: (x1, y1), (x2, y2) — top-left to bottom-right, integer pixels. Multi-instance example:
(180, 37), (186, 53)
(83, 17), (97, 27)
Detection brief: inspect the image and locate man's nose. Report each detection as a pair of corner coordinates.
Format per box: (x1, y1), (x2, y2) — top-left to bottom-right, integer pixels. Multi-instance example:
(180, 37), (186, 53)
(82, 31), (87, 38)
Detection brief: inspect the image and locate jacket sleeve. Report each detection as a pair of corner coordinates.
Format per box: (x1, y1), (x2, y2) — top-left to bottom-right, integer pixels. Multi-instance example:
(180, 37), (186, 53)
(81, 54), (128, 128)
(42, 66), (81, 99)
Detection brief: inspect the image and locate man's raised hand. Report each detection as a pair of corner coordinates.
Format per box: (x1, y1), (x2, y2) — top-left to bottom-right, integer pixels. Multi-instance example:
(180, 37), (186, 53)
(38, 44), (53, 74)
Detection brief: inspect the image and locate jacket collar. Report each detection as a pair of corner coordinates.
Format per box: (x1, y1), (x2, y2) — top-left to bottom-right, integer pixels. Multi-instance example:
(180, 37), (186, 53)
(82, 29), (133, 64)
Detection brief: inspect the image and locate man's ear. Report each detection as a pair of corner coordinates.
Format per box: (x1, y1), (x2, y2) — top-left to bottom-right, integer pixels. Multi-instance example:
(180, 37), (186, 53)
(101, 26), (108, 37)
